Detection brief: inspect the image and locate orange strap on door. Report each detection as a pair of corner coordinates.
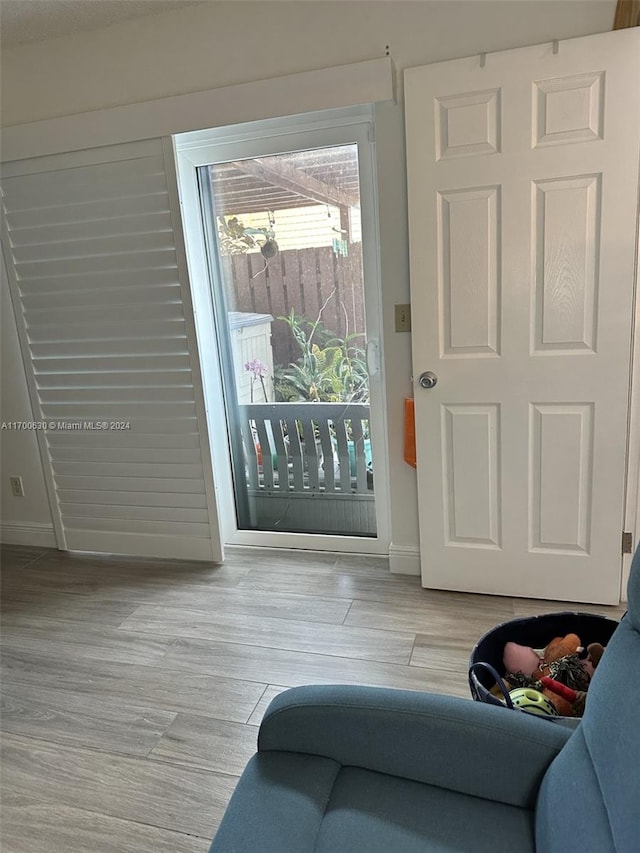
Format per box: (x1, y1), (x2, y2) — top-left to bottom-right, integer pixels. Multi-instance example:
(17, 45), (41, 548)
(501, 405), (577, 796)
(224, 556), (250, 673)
(404, 398), (417, 468)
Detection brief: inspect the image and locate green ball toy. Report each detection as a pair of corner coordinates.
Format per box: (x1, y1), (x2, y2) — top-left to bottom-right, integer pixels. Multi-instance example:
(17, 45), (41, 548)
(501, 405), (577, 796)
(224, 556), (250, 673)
(509, 687), (559, 717)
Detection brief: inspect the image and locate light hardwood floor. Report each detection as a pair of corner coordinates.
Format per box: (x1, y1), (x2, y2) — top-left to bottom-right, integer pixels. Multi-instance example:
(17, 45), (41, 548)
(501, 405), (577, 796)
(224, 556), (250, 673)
(0, 544), (626, 852)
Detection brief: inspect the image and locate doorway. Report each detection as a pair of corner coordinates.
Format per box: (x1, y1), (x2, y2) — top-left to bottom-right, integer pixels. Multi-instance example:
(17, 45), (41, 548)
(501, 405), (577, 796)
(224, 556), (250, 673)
(175, 108), (390, 553)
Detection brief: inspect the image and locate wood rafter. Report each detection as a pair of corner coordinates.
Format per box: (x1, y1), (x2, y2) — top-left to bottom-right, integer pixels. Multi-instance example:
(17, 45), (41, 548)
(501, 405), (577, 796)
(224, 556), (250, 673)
(230, 157), (359, 210)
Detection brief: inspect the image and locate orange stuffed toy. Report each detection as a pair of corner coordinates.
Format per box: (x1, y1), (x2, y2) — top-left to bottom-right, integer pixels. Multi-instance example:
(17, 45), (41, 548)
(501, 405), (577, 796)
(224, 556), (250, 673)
(532, 633), (582, 680)
(503, 633), (600, 716)
(533, 634), (584, 715)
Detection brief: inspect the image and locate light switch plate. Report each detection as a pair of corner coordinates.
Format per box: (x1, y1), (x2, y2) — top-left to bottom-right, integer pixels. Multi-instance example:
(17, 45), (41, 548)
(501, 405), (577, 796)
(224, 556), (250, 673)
(9, 476), (24, 497)
(395, 304), (411, 332)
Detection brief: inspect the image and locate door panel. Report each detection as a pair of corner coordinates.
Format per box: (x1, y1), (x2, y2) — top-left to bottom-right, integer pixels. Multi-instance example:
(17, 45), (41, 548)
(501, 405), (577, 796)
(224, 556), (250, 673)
(438, 186), (501, 356)
(405, 29), (640, 603)
(442, 403), (501, 548)
(533, 174), (599, 352)
(1, 139), (223, 562)
(530, 403), (593, 554)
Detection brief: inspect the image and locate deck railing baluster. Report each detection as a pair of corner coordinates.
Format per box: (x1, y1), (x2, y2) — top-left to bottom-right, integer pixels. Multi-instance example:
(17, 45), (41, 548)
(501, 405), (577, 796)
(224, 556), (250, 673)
(254, 417), (274, 490)
(286, 417), (305, 491)
(239, 403), (370, 496)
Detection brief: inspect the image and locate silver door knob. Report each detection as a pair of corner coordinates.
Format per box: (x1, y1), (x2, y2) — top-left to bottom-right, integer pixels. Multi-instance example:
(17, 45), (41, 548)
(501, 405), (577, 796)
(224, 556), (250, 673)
(418, 371), (438, 389)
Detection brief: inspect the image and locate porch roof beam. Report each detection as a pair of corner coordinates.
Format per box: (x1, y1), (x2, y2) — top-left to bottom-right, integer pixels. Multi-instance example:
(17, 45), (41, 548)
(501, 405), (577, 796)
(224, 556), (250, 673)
(230, 157), (359, 210)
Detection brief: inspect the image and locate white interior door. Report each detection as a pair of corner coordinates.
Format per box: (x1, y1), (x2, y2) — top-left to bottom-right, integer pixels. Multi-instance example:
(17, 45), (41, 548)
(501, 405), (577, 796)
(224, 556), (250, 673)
(405, 29), (640, 604)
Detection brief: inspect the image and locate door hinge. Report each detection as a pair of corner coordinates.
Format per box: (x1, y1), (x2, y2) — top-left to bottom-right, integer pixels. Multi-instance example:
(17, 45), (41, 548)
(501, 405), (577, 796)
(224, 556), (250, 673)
(622, 531), (633, 554)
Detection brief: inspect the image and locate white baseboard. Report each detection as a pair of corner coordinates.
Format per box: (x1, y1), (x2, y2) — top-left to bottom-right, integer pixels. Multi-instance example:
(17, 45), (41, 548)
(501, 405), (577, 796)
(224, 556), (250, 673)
(0, 521), (57, 548)
(389, 543), (421, 576)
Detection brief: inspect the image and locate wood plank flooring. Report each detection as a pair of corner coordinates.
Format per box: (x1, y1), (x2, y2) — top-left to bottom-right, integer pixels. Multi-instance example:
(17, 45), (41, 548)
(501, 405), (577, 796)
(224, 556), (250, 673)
(0, 544), (627, 852)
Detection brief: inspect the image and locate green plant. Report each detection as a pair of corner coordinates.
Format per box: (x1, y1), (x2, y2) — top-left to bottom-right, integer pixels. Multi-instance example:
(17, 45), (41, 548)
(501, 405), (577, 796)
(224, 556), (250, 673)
(217, 214), (276, 256)
(274, 308), (369, 403)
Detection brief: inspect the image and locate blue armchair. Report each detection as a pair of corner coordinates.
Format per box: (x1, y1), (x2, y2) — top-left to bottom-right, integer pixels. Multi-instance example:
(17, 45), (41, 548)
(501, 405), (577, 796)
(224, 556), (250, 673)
(210, 549), (640, 852)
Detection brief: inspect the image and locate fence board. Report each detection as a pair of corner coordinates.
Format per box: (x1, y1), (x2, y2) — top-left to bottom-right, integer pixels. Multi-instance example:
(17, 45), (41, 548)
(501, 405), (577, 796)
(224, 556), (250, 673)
(228, 247), (364, 370)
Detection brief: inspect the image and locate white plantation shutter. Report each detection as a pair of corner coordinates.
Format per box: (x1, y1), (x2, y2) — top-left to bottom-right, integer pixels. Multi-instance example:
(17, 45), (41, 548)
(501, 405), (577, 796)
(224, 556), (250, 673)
(1, 139), (222, 561)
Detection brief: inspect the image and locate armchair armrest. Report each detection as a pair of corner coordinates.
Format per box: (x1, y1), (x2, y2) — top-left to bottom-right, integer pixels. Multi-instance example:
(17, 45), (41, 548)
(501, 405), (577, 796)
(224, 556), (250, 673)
(259, 685), (571, 809)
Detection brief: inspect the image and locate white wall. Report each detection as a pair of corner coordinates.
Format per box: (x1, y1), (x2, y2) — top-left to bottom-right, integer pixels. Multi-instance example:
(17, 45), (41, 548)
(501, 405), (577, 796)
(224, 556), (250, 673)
(0, 255), (57, 545)
(0, 0), (616, 560)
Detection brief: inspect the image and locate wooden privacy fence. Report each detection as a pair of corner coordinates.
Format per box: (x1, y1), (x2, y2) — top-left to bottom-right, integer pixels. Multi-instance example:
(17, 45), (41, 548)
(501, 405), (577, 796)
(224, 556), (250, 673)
(222, 246), (365, 367)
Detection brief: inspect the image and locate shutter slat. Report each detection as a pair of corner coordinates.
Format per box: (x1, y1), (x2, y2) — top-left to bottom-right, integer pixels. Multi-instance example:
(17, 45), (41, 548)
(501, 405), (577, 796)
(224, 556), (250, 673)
(47, 417), (199, 434)
(27, 320), (186, 343)
(55, 475), (205, 493)
(12, 231), (175, 263)
(62, 531), (213, 561)
(1, 155), (166, 198)
(53, 447), (201, 464)
(0, 139), (161, 178)
(36, 370), (192, 388)
(9, 211), (174, 247)
(30, 339), (189, 358)
(61, 517), (210, 537)
(53, 462), (204, 479)
(27, 303), (184, 326)
(16, 247), (177, 279)
(23, 284), (183, 311)
(41, 402), (197, 418)
(48, 433), (201, 450)
(5, 193), (170, 230)
(57, 489), (207, 507)
(1, 142), (216, 559)
(59, 503), (209, 523)
(39, 387), (194, 403)
(18, 267), (180, 295)
(34, 355), (192, 374)
(3, 174), (168, 212)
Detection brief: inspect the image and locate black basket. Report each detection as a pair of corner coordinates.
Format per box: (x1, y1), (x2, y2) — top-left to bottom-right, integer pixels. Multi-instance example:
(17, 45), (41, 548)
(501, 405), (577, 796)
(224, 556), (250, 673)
(469, 611), (620, 713)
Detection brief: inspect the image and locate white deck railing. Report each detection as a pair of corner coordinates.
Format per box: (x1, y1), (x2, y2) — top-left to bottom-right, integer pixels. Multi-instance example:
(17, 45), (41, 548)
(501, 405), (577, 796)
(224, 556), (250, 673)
(238, 402), (372, 495)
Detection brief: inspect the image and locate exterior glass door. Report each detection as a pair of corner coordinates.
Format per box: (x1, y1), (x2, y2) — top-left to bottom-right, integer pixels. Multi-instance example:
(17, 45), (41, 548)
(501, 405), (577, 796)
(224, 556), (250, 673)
(199, 143), (377, 537)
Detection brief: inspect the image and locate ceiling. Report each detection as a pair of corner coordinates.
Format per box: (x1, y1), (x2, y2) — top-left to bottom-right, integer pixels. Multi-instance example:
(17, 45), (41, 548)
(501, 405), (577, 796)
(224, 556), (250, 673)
(0, 0), (200, 49)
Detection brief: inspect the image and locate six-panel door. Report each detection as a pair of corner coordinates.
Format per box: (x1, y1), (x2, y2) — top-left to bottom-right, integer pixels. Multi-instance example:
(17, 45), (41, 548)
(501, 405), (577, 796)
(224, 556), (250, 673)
(405, 29), (640, 603)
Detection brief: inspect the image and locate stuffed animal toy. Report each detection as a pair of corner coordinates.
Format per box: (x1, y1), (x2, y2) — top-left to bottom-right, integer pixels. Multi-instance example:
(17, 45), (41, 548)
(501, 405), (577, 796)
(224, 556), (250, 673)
(540, 677), (587, 717)
(533, 634), (583, 679)
(502, 633), (602, 716)
(503, 633), (585, 678)
(503, 642), (540, 676)
(587, 642), (605, 669)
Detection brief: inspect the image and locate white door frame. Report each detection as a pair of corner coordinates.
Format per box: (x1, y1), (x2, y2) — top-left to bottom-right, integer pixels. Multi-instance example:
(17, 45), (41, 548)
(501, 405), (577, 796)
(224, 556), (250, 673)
(622, 219), (640, 600)
(173, 107), (391, 554)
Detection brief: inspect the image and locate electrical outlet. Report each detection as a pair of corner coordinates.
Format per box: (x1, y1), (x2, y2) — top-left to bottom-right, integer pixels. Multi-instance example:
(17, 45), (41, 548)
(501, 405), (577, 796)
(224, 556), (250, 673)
(9, 476), (24, 497)
(395, 304), (411, 332)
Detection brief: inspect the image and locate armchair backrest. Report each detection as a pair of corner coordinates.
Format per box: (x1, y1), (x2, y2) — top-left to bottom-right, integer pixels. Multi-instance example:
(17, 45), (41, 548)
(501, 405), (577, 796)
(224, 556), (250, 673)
(535, 548), (640, 852)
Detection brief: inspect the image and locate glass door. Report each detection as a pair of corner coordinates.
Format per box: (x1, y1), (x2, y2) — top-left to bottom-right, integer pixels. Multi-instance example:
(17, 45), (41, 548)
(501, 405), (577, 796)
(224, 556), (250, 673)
(175, 108), (390, 551)
(199, 143), (378, 537)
